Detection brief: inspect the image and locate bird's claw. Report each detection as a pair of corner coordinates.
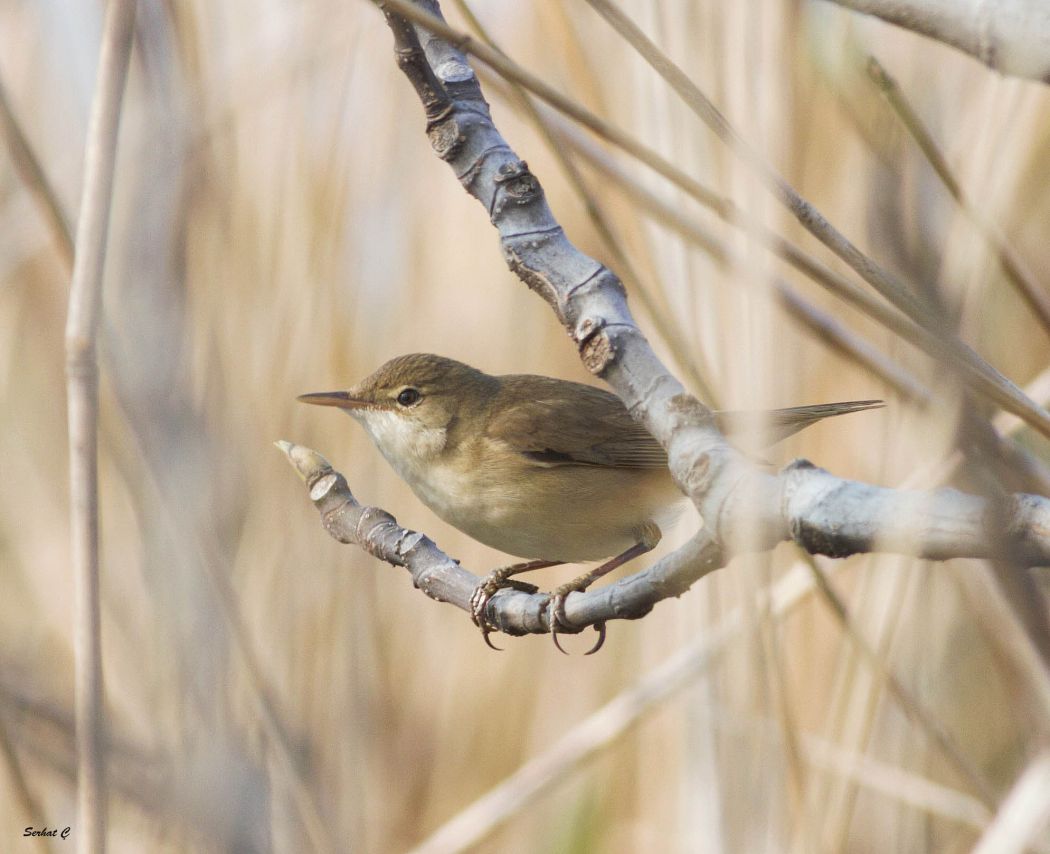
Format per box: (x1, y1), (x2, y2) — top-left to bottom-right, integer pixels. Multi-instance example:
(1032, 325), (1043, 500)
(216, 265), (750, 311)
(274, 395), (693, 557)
(470, 571), (539, 651)
(549, 592), (607, 655)
(470, 561), (608, 654)
(469, 582), (504, 652)
(480, 625), (503, 652)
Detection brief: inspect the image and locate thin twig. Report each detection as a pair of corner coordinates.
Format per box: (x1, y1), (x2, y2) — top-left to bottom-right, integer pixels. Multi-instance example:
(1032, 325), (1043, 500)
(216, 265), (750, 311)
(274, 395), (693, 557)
(64, 2), (137, 852)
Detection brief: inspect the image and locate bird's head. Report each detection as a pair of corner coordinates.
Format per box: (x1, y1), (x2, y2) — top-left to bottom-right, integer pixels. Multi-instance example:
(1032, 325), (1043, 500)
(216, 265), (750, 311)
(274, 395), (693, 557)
(298, 353), (497, 463)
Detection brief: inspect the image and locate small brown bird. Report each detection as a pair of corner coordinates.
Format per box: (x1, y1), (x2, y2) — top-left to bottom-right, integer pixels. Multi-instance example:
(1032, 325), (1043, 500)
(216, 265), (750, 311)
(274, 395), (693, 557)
(299, 354), (881, 651)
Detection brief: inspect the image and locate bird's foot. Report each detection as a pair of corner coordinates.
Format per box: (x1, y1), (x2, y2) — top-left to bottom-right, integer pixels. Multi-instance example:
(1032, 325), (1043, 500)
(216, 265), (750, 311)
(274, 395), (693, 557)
(470, 560), (558, 651)
(548, 584), (607, 656)
(546, 535), (660, 655)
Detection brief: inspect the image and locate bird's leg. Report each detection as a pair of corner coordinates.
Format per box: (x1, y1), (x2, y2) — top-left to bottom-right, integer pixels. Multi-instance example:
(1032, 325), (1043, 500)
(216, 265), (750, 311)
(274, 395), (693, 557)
(470, 559), (564, 650)
(550, 523), (662, 655)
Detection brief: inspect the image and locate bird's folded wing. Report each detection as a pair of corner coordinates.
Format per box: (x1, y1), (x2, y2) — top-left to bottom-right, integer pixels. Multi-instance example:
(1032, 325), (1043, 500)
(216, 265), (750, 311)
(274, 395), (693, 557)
(487, 377), (668, 469)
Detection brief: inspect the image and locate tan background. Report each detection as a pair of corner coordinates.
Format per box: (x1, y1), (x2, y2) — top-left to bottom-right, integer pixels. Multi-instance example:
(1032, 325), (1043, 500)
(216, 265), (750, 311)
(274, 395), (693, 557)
(2, 0), (1049, 851)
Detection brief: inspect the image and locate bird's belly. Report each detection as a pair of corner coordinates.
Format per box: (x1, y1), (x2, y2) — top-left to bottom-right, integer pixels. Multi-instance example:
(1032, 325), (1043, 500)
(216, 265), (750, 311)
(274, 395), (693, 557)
(408, 462), (684, 562)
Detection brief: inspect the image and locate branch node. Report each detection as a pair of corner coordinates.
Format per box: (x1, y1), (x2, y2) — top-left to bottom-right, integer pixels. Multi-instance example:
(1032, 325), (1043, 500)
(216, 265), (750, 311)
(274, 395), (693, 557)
(492, 159), (541, 211)
(309, 472), (339, 502)
(504, 237), (564, 315)
(579, 324), (615, 375)
(433, 57), (474, 85)
(666, 393), (714, 431)
(792, 518), (863, 560)
(783, 459), (868, 559)
(397, 530), (427, 557)
(321, 501), (361, 545)
(784, 458), (817, 473)
(356, 505), (401, 547)
(428, 115), (466, 160)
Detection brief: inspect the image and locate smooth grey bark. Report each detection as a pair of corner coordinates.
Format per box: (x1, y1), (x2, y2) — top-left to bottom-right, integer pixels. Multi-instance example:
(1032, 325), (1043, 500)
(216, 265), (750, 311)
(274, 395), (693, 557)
(281, 1), (1050, 641)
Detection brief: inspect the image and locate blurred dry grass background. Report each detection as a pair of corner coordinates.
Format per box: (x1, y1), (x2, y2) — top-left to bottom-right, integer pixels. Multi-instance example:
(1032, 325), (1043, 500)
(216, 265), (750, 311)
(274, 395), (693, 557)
(2, 0), (1050, 851)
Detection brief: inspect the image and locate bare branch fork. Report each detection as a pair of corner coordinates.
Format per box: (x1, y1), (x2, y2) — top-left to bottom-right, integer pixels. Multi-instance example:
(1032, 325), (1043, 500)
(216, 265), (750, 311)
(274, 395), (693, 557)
(282, 0), (1050, 639)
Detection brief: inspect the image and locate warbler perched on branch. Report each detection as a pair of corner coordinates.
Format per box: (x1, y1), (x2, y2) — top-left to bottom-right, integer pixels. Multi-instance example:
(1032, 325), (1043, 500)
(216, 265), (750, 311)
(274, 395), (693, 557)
(300, 353), (881, 652)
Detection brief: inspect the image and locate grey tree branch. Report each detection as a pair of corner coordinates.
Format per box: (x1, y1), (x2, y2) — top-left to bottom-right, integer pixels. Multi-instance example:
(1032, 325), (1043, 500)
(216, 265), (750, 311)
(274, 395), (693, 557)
(279, 432), (1050, 635)
(453, 0), (719, 405)
(64, 2), (136, 852)
(278, 442), (724, 634)
(277, 0), (1050, 640)
(280, 438), (1020, 813)
(373, 0), (1050, 439)
(581, 0), (1050, 438)
(819, 0), (1050, 83)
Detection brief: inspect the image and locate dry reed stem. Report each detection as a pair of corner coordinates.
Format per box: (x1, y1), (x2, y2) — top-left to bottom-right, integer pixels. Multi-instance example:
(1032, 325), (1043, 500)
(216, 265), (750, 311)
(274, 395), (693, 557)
(64, 2), (137, 851)
(801, 552), (996, 804)
(865, 55), (1050, 339)
(2, 19), (335, 846)
(972, 752), (1050, 853)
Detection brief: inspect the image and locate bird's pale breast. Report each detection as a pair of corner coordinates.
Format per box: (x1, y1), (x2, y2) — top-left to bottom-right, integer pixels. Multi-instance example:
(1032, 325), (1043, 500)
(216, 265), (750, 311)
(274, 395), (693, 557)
(407, 437), (684, 562)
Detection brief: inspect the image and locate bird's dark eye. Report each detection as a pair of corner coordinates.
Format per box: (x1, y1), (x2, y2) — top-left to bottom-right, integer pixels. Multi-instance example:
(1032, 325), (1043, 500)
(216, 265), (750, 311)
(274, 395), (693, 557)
(396, 388), (421, 407)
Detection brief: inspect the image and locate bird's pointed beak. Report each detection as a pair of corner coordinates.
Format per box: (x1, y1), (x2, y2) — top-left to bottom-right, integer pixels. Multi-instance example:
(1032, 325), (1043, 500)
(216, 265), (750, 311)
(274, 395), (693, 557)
(297, 390), (370, 410)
